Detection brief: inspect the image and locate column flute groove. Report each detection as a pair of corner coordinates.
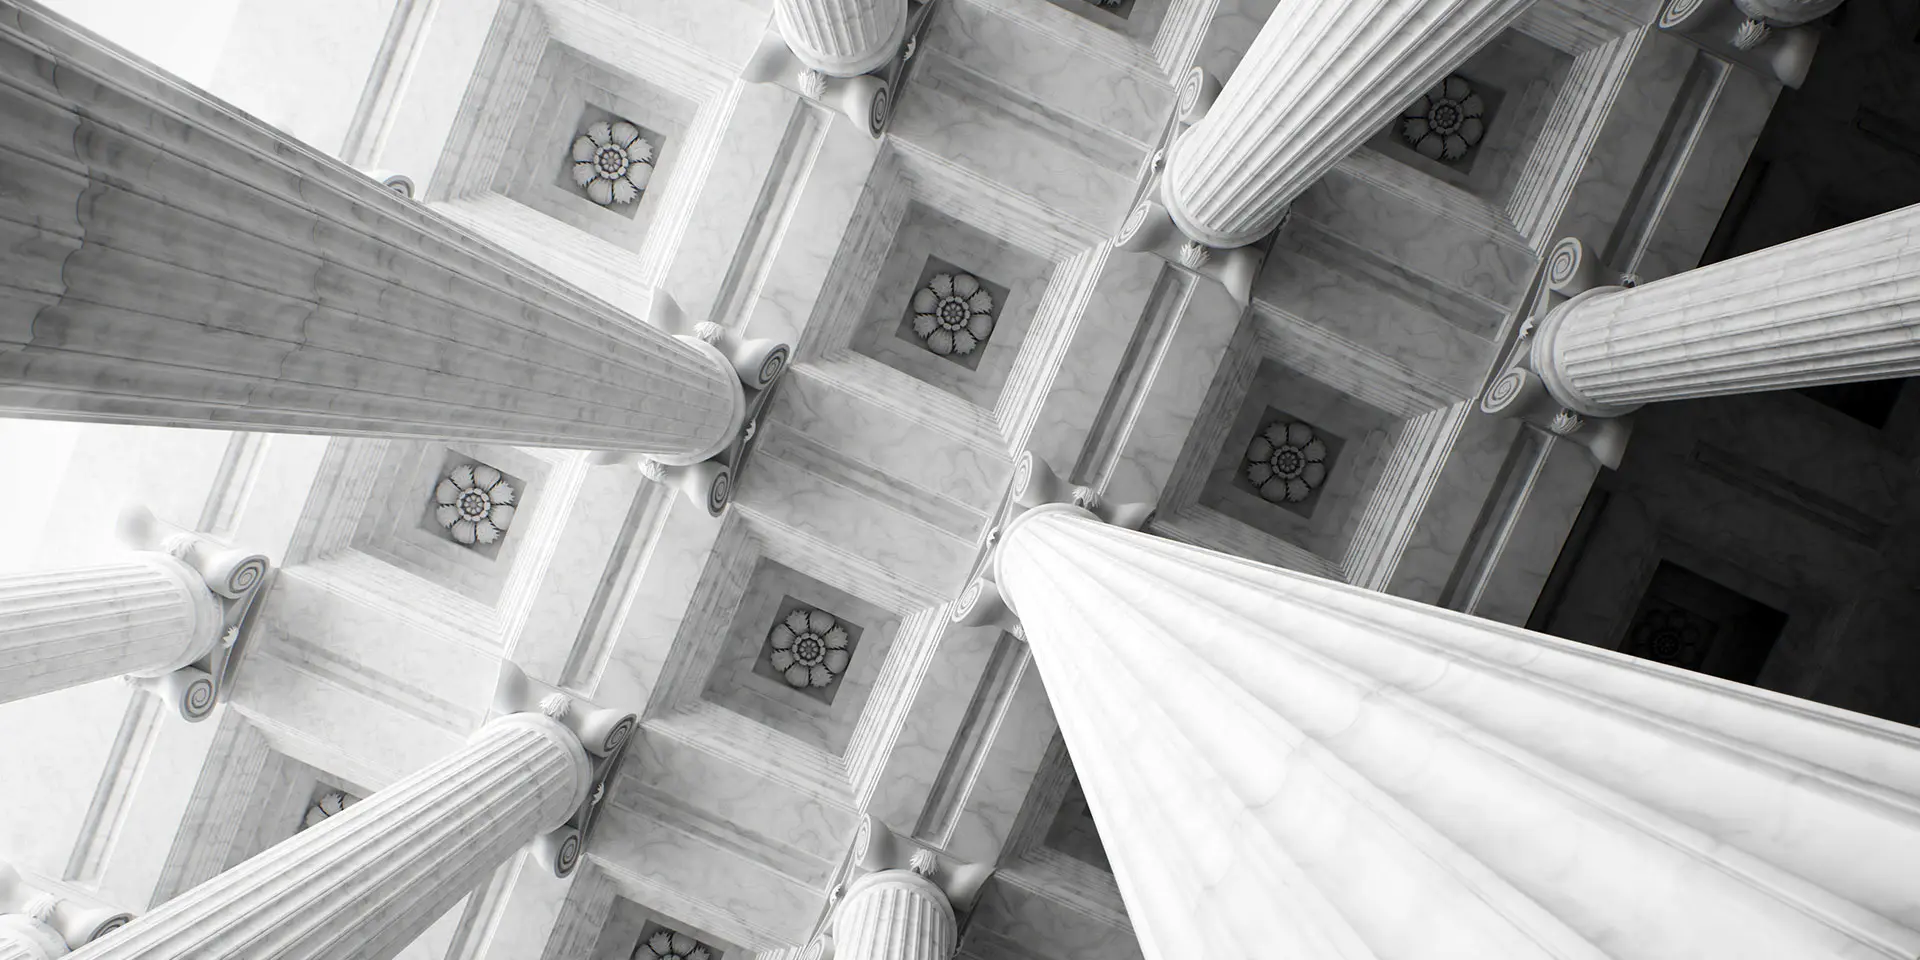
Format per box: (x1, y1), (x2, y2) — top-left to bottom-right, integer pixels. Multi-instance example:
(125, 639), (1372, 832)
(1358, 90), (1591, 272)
(772, 0), (906, 77)
(0, 2), (750, 455)
(1156, 0), (1533, 248)
(66, 713), (590, 960)
(0, 558), (220, 705)
(986, 501), (1920, 960)
(1530, 203), (1920, 417)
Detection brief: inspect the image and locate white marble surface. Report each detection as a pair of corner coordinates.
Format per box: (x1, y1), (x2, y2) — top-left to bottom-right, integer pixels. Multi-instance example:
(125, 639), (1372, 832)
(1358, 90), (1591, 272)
(929, 0), (1170, 153)
(1159, 0), (1534, 246)
(1102, 277), (1241, 505)
(1383, 409), (1525, 604)
(589, 801), (826, 948)
(889, 75), (1131, 240)
(71, 714), (586, 960)
(770, 373), (1009, 518)
(999, 506), (1920, 960)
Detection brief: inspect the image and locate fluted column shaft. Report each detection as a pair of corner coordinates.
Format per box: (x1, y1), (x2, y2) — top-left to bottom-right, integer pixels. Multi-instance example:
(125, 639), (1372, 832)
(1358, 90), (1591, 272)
(0, 919), (64, 960)
(0, 557), (220, 705)
(830, 871), (956, 960)
(68, 713), (589, 960)
(772, 0), (906, 76)
(1534, 202), (1920, 417)
(0, 3), (740, 454)
(1160, 0), (1531, 247)
(996, 505), (1920, 960)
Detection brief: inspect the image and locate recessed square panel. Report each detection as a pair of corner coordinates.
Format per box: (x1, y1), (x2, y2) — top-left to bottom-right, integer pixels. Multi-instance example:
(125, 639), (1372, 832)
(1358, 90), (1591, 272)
(493, 42), (698, 252)
(1200, 359), (1397, 558)
(752, 597), (865, 705)
(1364, 29), (1570, 203)
(351, 442), (549, 607)
(296, 782), (360, 834)
(1043, 774), (1111, 872)
(851, 202), (1052, 409)
(1391, 73), (1504, 172)
(420, 450), (526, 559)
(1621, 561), (1787, 684)
(555, 103), (668, 219)
(1229, 409), (1347, 518)
(893, 256), (1011, 371)
(703, 559), (902, 754)
(589, 899), (737, 960)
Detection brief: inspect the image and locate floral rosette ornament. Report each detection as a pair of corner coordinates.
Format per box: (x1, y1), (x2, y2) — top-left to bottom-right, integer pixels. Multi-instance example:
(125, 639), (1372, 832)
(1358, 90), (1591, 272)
(1630, 608), (1711, 665)
(571, 119), (654, 206)
(911, 272), (995, 356)
(1400, 75), (1486, 163)
(637, 930), (711, 960)
(301, 790), (350, 831)
(1245, 420), (1329, 504)
(768, 608), (851, 689)
(435, 463), (517, 545)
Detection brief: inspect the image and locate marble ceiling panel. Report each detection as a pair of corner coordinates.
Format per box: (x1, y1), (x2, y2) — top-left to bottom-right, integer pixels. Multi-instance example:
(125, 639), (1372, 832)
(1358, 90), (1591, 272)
(588, 807), (828, 949)
(1149, 307), (1472, 585)
(925, 0), (1172, 151)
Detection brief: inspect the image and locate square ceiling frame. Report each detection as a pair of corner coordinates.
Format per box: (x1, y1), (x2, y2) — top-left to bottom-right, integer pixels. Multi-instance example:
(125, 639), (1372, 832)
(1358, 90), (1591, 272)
(1152, 305), (1468, 587)
(793, 141), (1111, 459)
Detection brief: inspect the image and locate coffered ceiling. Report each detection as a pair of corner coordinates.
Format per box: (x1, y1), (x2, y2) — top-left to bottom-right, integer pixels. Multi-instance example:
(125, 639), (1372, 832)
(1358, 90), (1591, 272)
(0, 0), (1722, 957)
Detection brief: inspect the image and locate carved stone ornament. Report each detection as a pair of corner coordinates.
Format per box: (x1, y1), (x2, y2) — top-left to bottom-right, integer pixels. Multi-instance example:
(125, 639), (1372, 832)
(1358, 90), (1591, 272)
(570, 119), (655, 206)
(1245, 419), (1330, 504)
(434, 462), (517, 547)
(911, 272), (996, 357)
(637, 927), (715, 960)
(300, 789), (353, 831)
(1400, 74), (1487, 163)
(768, 607), (853, 689)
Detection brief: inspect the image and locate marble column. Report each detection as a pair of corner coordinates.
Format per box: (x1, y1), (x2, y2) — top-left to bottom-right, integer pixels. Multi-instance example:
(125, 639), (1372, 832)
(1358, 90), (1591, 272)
(772, 0), (905, 77)
(66, 712), (590, 960)
(829, 869), (956, 960)
(1149, 0), (1533, 249)
(0, 862), (132, 960)
(1528, 203), (1920, 418)
(0, 3), (747, 457)
(991, 504), (1920, 959)
(0, 558), (220, 706)
(0, 919), (65, 960)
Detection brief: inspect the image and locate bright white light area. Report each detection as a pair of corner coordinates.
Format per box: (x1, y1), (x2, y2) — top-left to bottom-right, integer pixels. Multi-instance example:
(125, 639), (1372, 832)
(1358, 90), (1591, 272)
(40, 0), (245, 88)
(0, 418), (81, 573)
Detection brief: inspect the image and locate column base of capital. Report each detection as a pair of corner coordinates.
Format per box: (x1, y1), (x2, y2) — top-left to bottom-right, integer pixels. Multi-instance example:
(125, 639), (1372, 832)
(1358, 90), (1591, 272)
(772, 0), (908, 78)
(744, 34), (892, 137)
(1114, 197), (1266, 306)
(1527, 288), (1642, 420)
(1658, 0), (1822, 87)
(1482, 358), (1635, 469)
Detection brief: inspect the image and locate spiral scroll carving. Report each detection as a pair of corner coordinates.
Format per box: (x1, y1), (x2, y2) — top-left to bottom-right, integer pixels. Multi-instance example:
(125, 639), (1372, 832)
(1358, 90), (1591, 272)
(603, 714), (637, 754)
(180, 673), (217, 720)
(868, 86), (892, 139)
(1659, 0), (1705, 28)
(553, 831), (582, 877)
(1546, 237), (1584, 290)
(757, 344), (790, 389)
(219, 553), (270, 597)
(1482, 368), (1529, 415)
(1176, 66), (1208, 117)
(1010, 452), (1036, 504)
(89, 913), (133, 943)
(706, 468), (733, 516)
(853, 815), (875, 865)
(1116, 201), (1153, 247)
(953, 577), (986, 624)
